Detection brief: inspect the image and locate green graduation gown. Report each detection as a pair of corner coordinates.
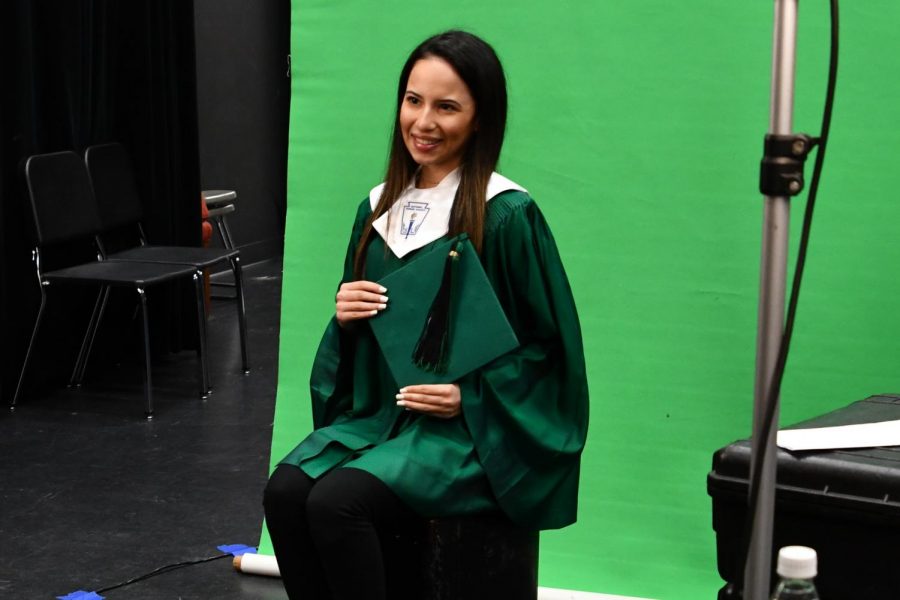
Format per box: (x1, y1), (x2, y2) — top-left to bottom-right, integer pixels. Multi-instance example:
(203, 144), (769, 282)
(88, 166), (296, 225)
(279, 190), (588, 530)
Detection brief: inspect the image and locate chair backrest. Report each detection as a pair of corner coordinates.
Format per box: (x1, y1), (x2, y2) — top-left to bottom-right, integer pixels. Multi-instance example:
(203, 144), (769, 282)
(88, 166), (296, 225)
(25, 151), (102, 246)
(84, 143), (144, 230)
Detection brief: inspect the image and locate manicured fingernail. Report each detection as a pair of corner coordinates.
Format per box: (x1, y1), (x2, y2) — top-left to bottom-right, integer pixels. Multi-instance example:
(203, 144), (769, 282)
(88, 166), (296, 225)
(379, 295), (389, 303)
(379, 286), (387, 293)
(395, 394), (405, 400)
(396, 400), (407, 407)
(370, 310), (378, 316)
(378, 304), (387, 310)
(399, 387), (407, 393)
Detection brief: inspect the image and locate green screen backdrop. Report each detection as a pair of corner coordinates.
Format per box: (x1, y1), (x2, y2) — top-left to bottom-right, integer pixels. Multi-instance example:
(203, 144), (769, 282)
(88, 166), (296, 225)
(265, 2), (900, 598)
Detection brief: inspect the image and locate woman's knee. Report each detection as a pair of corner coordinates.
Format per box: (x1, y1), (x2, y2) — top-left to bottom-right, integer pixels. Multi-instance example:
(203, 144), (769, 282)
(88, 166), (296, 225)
(306, 468), (404, 528)
(263, 464), (313, 514)
(305, 473), (352, 527)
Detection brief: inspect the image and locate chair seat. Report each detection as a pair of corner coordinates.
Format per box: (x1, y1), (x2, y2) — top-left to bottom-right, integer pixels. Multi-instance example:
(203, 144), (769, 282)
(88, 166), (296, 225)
(106, 245), (239, 268)
(202, 189), (237, 208)
(44, 259), (198, 287)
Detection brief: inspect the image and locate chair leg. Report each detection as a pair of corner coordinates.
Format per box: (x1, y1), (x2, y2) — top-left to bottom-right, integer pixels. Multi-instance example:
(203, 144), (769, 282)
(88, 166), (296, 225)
(211, 216), (238, 293)
(70, 285), (110, 386)
(193, 271), (211, 398)
(222, 215), (234, 250)
(231, 256), (250, 373)
(137, 288), (154, 419)
(11, 285), (48, 409)
(214, 217), (231, 250)
(223, 219), (235, 249)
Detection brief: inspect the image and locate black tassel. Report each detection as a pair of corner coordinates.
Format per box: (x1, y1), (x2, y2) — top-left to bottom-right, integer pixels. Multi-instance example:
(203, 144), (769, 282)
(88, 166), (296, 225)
(412, 241), (462, 373)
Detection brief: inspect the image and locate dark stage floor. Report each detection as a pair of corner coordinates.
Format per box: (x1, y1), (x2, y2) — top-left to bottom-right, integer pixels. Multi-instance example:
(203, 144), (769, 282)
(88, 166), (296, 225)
(0, 259), (290, 599)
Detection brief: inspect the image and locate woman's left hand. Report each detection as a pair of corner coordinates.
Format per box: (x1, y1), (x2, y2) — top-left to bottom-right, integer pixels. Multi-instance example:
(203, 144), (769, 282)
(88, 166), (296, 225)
(396, 383), (461, 418)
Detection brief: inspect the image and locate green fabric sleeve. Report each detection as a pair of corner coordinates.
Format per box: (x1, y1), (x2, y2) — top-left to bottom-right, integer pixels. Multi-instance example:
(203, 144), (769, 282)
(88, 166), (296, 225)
(309, 199), (373, 429)
(461, 191), (589, 529)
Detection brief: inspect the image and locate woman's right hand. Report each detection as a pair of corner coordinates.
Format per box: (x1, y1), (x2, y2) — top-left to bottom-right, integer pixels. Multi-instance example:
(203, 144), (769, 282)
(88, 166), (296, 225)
(336, 280), (388, 327)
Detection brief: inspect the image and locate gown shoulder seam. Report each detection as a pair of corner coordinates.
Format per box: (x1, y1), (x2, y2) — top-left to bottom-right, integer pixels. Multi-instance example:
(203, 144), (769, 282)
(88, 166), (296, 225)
(484, 190), (533, 235)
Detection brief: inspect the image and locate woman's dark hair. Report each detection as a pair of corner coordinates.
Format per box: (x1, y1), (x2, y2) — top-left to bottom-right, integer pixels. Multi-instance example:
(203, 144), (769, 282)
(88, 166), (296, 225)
(353, 30), (508, 278)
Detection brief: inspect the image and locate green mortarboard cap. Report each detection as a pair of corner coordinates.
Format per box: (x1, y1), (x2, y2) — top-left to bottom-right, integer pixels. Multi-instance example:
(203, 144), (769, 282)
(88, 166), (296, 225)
(369, 235), (519, 387)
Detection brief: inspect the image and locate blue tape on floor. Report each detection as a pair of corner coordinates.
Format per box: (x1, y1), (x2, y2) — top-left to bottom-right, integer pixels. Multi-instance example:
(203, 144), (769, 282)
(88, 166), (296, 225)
(57, 591), (104, 600)
(218, 544), (257, 556)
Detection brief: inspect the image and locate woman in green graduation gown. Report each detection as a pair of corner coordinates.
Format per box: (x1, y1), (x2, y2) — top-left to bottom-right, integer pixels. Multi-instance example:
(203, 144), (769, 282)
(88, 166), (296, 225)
(264, 30), (589, 600)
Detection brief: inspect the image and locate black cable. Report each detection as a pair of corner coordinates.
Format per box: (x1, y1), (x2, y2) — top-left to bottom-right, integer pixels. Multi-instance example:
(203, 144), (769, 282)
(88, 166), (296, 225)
(737, 0), (839, 594)
(94, 552), (230, 595)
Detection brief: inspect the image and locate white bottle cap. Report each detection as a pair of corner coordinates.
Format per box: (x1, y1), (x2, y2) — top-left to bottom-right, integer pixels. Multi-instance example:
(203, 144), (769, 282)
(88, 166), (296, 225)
(776, 546), (817, 579)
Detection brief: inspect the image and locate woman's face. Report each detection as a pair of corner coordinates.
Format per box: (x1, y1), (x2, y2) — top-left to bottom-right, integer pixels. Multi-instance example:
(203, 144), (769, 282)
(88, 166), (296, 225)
(400, 57), (476, 186)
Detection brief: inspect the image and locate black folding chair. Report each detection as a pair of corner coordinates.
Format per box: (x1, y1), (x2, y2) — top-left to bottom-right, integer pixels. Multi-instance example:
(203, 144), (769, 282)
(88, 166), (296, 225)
(83, 143), (249, 384)
(13, 151), (209, 417)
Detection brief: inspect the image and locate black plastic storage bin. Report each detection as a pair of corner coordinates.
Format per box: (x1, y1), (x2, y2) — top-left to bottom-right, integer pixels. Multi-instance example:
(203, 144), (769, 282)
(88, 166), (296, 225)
(708, 394), (900, 600)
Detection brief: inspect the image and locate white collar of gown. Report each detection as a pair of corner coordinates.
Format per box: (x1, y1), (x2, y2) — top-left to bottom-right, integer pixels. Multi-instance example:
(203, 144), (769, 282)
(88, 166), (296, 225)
(370, 169), (527, 258)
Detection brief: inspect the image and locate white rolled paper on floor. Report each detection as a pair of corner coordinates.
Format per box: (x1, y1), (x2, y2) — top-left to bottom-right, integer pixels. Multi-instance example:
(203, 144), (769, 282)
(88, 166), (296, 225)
(233, 553), (281, 578)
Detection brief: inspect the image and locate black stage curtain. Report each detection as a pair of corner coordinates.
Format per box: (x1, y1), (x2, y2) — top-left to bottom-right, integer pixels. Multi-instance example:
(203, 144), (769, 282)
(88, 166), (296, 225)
(0, 0), (201, 403)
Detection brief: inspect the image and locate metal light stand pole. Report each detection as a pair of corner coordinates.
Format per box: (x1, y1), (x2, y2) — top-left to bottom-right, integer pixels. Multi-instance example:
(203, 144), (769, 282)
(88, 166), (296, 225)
(745, 1), (799, 599)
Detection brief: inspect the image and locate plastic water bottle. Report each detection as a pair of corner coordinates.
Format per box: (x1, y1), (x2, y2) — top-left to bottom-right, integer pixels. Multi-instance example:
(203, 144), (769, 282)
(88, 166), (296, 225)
(771, 546), (820, 600)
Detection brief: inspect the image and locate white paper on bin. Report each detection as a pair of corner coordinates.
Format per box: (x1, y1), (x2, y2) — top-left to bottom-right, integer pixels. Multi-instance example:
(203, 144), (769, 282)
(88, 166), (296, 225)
(777, 419), (900, 451)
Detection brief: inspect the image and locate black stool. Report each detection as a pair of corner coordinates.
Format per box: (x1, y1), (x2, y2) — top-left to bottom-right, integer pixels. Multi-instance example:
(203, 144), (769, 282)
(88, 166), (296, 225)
(202, 189), (238, 297)
(386, 514), (539, 600)
(203, 189), (238, 250)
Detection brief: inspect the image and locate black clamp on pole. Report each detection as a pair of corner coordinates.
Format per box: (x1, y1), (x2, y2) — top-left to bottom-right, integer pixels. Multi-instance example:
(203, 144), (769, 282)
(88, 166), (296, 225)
(759, 133), (820, 197)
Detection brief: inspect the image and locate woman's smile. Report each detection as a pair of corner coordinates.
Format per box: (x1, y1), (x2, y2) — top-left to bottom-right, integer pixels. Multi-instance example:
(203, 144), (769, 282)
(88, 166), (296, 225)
(411, 134), (442, 151)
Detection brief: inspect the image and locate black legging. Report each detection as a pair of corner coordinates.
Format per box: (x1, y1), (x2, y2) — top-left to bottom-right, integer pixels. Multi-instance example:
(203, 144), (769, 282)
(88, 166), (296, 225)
(263, 464), (417, 600)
